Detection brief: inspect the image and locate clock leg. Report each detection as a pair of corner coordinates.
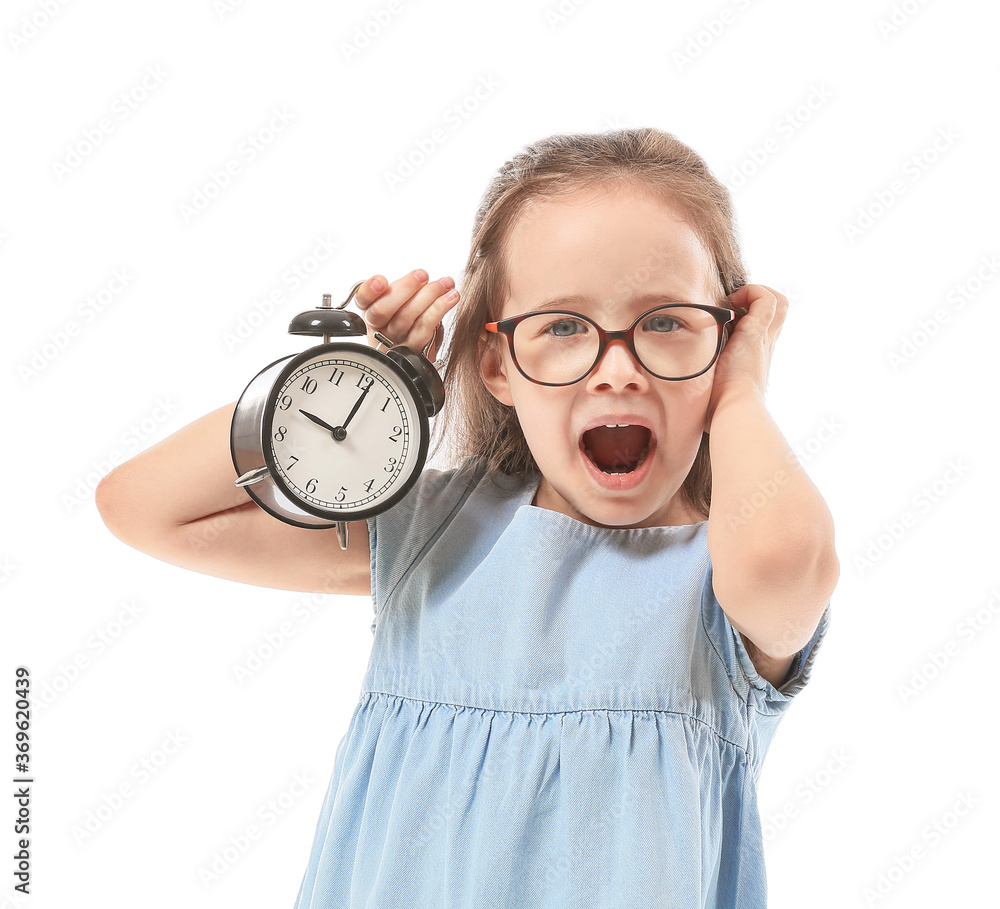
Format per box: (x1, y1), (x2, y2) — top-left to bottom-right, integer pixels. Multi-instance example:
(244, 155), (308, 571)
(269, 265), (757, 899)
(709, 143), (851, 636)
(336, 521), (349, 551)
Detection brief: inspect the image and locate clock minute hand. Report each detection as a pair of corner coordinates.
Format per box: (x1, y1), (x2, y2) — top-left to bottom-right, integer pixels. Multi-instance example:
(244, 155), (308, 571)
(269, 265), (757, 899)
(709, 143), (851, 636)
(299, 409), (338, 433)
(337, 381), (373, 435)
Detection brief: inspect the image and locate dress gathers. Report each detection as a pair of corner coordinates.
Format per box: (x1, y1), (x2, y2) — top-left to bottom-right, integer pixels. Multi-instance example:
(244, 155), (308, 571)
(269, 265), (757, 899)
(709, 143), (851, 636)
(292, 457), (831, 908)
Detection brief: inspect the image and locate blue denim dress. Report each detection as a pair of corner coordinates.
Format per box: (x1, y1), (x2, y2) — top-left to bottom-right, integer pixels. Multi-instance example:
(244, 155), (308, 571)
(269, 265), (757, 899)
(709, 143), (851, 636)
(293, 457), (831, 908)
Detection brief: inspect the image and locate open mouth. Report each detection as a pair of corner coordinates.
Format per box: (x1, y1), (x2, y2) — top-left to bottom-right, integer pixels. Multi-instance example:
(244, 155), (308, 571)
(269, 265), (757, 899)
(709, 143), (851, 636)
(581, 424), (653, 475)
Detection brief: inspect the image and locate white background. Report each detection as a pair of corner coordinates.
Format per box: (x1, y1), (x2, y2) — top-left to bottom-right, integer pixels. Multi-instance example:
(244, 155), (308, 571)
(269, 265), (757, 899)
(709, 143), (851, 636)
(2, 0), (998, 906)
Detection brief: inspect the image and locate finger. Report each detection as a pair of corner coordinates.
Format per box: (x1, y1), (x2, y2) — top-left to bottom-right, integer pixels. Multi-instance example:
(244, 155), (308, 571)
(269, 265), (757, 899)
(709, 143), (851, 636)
(352, 273), (393, 310)
(727, 283), (778, 328)
(380, 284), (461, 358)
(383, 278), (458, 345)
(755, 284), (788, 312)
(758, 285), (789, 339)
(364, 270), (442, 330)
(727, 283), (777, 310)
(355, 268), (428, 315)
(412, 288), (461, 359)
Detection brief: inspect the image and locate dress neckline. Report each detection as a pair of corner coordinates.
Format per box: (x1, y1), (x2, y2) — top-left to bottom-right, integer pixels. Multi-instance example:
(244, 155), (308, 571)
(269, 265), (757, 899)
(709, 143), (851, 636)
(513, 476), (710, 534)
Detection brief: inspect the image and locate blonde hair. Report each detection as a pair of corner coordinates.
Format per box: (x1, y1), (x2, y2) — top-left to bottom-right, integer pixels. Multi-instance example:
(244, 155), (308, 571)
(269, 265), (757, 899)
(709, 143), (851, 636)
(431, 128), (747, 518)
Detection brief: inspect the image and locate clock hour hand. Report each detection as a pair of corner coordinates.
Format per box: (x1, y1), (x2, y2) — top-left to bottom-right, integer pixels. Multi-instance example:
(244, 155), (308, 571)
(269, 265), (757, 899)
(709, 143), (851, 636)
(299, 409), (338, 433)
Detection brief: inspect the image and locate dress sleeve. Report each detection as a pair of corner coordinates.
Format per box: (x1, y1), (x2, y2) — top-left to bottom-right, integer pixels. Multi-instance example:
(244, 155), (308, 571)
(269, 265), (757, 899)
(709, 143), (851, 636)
(701, 561), (832, 712)
(365, 457), (484, 634)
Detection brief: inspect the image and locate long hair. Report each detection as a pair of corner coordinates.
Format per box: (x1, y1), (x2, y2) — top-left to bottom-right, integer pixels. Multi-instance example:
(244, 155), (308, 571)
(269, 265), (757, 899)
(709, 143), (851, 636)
(430, 128), (747, 519)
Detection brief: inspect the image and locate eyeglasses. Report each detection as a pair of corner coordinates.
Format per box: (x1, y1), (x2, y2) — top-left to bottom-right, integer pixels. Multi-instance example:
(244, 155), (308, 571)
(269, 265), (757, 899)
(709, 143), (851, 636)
(485, 303), (749, 386)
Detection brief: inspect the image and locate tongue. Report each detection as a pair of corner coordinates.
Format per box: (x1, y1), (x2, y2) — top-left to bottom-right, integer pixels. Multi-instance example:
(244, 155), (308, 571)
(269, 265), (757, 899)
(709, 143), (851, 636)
(582, 425), (650, 471)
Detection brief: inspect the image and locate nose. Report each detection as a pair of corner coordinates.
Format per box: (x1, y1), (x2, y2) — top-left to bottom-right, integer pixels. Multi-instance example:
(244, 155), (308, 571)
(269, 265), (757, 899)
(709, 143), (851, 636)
(584, 337), (649, 391)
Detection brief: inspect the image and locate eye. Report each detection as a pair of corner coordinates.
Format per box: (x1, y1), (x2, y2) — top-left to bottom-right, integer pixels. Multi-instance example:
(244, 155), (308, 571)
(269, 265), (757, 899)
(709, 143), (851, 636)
(642, 314), (682, 333)
(544, 317), (589, 338)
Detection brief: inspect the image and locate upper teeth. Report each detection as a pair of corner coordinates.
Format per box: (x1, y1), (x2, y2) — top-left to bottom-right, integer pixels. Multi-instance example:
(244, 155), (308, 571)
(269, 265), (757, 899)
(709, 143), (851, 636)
(605, 423), (630, 428)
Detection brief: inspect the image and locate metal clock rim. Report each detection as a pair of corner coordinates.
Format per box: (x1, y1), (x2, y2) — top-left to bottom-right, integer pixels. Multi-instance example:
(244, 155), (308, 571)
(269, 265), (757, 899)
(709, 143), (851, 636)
(261, 341), (431, 522)
(230, 351), (335, 529)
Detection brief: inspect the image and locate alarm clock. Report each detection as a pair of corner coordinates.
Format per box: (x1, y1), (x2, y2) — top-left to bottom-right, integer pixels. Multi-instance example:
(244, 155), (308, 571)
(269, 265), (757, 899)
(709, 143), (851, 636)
(230, 283), (445, 550)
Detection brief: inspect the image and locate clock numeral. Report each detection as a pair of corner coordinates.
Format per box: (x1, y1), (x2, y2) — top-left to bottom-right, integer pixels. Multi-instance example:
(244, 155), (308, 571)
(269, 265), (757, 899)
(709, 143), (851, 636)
(335, 486), (347, 503)
(384, 456), (397, 473)
(306, 478), (318, 494)
(300, 377), (318, 395)
(278, 395), (292, 411)
(287, 455), (298, 469)
(389, 425), (402, 442)
(380, 397), (390, 413)
(364, 478), (375, 493)
(328, 368), (345, 386)
(274, 425), (287, 441)
(356, 374), (375, 391)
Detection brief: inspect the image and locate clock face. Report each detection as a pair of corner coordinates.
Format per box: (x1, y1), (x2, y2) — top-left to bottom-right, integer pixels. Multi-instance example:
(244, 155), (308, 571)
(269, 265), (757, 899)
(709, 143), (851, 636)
(263, 345), (426, 519)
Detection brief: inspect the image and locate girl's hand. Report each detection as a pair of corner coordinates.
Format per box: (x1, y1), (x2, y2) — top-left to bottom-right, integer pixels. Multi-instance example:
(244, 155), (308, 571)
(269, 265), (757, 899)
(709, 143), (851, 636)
(706, 284), (788, 429)
(352, 268), (460, 361)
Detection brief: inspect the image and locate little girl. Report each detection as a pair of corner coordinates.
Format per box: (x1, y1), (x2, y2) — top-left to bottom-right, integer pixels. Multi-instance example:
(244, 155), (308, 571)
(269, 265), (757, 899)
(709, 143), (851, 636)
(97, 128), (838, 908)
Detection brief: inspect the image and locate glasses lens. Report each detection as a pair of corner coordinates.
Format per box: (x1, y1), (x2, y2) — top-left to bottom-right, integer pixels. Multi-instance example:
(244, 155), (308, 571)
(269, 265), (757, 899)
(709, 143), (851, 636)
(632, 306), (721, 379)
(510, 307), (722, 383)
(512, 313), (600, 384)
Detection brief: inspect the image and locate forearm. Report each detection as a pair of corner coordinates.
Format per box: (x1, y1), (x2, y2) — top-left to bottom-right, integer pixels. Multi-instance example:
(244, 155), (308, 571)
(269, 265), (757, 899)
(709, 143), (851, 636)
(706, 390), (836, 603)
(96, 401), (251, 535)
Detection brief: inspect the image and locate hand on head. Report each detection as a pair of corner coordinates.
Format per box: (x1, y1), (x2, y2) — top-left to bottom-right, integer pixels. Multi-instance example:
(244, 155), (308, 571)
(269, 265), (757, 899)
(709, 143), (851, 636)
(706, 283), (788, 427)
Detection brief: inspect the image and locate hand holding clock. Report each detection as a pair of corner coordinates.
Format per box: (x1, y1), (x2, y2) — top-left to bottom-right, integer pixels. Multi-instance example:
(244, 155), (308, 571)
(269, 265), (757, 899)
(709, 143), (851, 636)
(353, 268), (461, 360)
(231, 277), (450, 541)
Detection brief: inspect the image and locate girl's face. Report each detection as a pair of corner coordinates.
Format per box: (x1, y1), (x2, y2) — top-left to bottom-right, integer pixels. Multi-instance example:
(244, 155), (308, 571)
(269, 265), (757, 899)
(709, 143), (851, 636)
(480, 185), (721, 529)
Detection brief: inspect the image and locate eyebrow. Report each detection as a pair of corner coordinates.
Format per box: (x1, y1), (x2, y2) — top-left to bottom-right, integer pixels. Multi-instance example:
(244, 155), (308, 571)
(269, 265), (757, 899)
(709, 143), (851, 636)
(530, 292), (698, 311)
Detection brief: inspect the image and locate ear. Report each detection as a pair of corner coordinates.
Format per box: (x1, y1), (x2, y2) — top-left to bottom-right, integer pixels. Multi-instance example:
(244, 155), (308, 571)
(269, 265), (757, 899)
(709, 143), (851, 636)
(478, 331), (514, 406)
